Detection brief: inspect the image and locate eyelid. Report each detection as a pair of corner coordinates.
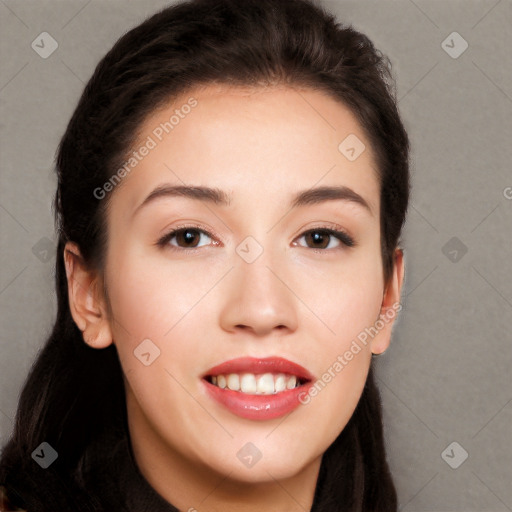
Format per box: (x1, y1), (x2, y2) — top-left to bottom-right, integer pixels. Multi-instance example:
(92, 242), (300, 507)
(156, 222), (220, 249)
(298, 224), (355, 249)
(156, 222), (356, 251)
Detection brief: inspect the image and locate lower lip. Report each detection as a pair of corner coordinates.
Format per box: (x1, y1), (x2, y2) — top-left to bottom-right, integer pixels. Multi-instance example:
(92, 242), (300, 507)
(203, 379), (311, 421)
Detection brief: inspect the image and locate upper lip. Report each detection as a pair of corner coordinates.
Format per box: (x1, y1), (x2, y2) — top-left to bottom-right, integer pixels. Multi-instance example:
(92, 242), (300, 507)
(203, 356), (315, 381)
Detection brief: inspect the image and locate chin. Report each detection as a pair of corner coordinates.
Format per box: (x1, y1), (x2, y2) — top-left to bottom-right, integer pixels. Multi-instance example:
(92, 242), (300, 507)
(199, 438), (320, 484)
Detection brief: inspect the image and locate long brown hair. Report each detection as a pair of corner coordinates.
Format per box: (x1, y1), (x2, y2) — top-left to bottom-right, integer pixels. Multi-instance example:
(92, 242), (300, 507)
(0, 1), (410, 510)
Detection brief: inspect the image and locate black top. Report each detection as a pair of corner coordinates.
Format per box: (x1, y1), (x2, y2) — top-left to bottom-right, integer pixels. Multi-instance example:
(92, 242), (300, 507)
(84, 436), (179, 512)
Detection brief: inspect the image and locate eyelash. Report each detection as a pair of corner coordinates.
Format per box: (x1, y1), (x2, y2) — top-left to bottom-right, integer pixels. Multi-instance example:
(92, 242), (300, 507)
(156, 223), (355, 253)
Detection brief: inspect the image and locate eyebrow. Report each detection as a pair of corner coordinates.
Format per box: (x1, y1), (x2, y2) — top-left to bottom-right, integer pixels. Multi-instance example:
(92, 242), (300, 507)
(132, 183), (373, 217)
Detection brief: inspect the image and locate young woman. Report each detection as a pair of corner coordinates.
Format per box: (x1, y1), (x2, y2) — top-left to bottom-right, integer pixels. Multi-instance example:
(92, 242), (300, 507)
(0, 0), (409, 510)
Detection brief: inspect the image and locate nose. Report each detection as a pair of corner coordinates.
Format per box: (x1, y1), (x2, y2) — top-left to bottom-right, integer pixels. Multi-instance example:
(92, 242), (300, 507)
(218, 249), (299, 338)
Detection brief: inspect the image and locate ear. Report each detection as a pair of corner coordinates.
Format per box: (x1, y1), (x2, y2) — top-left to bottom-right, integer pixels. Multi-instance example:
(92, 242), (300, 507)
(370, 248), (405, 355)
(64, 241), (113, 349)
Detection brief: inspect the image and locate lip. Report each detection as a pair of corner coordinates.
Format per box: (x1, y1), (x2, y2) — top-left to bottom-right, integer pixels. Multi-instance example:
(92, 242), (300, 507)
(201, 356), (315, 421)
(203, 356), (315, 381)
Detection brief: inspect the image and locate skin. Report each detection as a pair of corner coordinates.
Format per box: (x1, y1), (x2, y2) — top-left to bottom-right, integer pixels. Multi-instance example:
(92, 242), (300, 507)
(64, 85), (404, 512)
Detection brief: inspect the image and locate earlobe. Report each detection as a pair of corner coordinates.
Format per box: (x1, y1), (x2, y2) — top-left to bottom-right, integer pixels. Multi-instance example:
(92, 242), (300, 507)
(371, 248), (405, 355)
(64, 242), (113, 349)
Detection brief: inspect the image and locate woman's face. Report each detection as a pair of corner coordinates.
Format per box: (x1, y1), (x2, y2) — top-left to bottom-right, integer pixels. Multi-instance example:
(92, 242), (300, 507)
(69, 85), (402, 497)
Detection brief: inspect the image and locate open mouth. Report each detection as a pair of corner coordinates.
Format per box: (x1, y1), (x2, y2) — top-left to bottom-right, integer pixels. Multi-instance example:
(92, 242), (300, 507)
(201, 356), (314, 420)
(204, 372), (310, 395)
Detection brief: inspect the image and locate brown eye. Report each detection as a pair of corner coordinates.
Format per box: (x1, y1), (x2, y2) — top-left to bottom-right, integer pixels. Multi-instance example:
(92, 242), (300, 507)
(304, 230), (330, 249)
(174, 228), (202, 248)
(298, 228), (354, 250)
(157, 227), (214, 250)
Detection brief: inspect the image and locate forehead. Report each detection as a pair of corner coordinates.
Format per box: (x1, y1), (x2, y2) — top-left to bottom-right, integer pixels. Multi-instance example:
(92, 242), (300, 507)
(109, 85), (380, 218)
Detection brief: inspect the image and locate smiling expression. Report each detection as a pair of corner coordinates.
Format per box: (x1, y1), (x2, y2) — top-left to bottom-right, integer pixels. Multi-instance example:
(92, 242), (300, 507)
(66, 84), (403, 504)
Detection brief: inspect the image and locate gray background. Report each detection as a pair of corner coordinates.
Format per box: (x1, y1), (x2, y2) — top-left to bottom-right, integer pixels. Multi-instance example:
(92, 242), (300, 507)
(1, 0), (511, 510)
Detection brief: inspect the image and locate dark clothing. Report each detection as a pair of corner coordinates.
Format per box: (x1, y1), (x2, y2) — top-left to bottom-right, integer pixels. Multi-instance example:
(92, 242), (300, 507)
(0, 436), (180, 512)
(83, 436), (179, 512)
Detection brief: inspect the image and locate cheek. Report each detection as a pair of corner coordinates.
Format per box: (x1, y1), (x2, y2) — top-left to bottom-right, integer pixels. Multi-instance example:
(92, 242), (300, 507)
(296, 250), (382, 435)
(105, 247), (225, 416)
(106, 247), (215, 347)
(297, 297), (375, 449)
(303, 247), (384, 345)
(108, 249), (212, 452)
(302, 348), (372, 455)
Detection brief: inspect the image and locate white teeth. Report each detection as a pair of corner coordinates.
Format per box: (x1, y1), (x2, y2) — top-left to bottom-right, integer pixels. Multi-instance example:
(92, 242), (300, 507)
(286, 375), (297, 389)
(257, 373), (274, 395)
(227, 373), (240, 391)
(275, 373), (286, 392)
(240, 373), (257, 393)
(217, 375), (227, 389)
(210, 372), (302, 394)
